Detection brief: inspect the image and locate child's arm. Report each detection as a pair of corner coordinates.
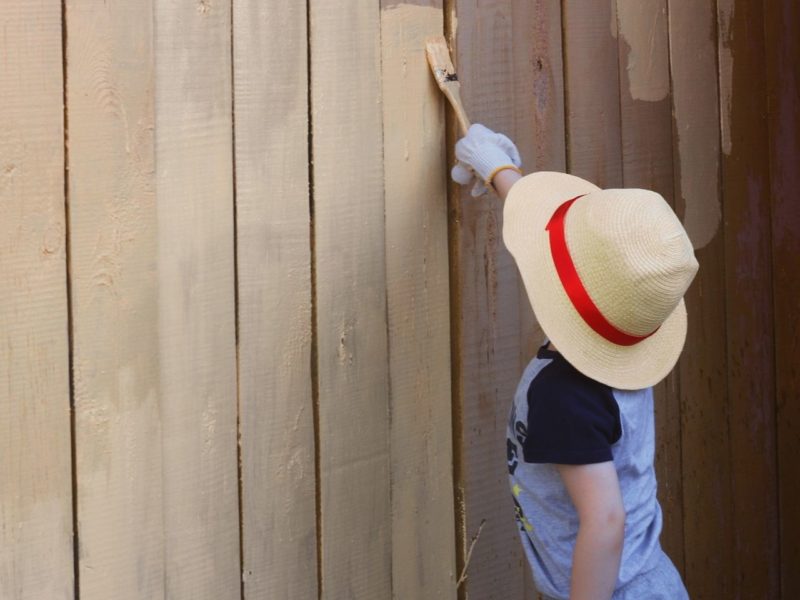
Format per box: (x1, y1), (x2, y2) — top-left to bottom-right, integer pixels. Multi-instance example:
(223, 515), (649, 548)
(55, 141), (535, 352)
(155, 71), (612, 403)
(557, 461), (625, 600)
(492, 168), (522, 200)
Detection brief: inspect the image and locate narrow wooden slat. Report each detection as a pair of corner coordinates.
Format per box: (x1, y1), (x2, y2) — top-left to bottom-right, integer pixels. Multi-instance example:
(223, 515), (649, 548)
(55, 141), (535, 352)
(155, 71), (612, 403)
(510, 3), (567, 597)
(154, 1), (240, 597)
(65, 1), (164, 598)
(448, 2), (567, 598)
(614, 0), (683, 571)
(309, 2), (392, 597)
(232, 0), (317, 597)
(0, 2), (74, 598)
(562, 0), (623, 188)
(764, 0), (800, 595)
(717, 0), (780, 597)
(379, 2), (457, 598)
(667, 0), (728, 586)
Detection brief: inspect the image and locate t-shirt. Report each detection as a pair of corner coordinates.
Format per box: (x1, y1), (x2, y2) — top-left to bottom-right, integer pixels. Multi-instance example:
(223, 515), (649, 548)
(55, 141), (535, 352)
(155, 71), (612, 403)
(507, 343), (664, 599)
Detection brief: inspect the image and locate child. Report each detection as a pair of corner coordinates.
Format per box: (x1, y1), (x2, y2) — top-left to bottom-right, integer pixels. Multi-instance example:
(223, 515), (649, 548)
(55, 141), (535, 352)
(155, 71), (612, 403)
(452, 124), (696, 600)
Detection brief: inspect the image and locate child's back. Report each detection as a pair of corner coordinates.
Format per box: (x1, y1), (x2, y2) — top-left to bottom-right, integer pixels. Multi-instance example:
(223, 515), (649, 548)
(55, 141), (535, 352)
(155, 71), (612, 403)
(507, 344), (686, 599)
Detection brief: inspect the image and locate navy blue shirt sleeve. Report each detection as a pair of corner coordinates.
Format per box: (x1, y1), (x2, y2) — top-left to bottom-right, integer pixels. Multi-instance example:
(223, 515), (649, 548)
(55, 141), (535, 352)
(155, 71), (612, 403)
(522, 356), (622, 465)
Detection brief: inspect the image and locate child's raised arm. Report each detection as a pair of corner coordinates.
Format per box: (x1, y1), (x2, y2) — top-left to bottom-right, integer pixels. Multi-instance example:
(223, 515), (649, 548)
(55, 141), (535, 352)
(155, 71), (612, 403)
(556, 462), (625, 600)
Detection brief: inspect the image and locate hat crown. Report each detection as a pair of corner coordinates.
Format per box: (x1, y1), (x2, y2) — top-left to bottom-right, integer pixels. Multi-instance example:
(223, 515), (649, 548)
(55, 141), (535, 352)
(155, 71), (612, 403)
(566, 189), (698, 337)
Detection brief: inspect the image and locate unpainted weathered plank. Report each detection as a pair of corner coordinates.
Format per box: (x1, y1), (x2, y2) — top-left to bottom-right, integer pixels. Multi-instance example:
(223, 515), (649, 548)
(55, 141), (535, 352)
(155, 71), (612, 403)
(380, 2), (457, 598)
(716, 0), (780, 597)
(448, 1), (568, 598)
(154, 1), (241, 597)
(64, 2), (165, 598)
(614, 0), (683, 571)
(562, 0), (623, 187)
(764, 0), (800, 596)
(309, 2), (392, 598)
(667, 0), (727, 584)
(232, 0), (318, 597)
(0, 2), (74, 598)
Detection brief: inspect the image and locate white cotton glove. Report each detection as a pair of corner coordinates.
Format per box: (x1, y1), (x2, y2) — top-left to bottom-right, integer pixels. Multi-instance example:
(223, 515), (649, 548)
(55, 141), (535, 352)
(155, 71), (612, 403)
(451, 123), (522, 197)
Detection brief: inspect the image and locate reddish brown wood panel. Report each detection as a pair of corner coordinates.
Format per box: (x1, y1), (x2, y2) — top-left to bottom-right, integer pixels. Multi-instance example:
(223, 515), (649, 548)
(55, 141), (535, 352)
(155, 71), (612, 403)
(717, 0), (780, 597)
(448, 1), (567, 597)
(614, 0), (683, 569)
(764, 0), (800, 597)
(562, 0), (623, 188)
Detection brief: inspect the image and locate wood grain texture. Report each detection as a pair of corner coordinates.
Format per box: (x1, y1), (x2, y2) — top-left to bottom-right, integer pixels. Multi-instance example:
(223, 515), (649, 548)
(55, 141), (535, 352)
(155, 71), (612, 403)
(562, 0), (623, 188)
(232, 1), (317, 598)
(670, 2), (735, 595)
(309, 2), (392, 598)
(614, 0), (683, 571)
(0, 2), (74, 598)
(154, 1), (241, 597)
(65, 1), (164, 598)
(380, 3), (458, 598)
(764, 0), (800, 596)
(666, 0), (726, 581)
(449, 1), (567, 597)
(716, 0), (780, 597)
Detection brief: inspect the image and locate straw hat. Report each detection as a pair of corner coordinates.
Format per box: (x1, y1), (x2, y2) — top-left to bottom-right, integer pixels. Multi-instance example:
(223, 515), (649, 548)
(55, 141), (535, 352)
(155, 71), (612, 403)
(503, 172), (699, 390)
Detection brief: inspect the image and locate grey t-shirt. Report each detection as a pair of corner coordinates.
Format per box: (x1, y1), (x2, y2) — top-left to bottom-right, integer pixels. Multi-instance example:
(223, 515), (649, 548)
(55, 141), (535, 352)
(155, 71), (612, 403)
(507, 344), (664, 599)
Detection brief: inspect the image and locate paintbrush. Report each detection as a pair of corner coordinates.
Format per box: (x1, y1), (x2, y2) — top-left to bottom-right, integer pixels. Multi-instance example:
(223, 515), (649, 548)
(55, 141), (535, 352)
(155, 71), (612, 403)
(425, 35), (471, 135)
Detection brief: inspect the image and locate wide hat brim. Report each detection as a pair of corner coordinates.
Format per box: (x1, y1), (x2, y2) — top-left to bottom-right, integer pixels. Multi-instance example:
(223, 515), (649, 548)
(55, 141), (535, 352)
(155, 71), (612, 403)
(503, 172), (688, 390)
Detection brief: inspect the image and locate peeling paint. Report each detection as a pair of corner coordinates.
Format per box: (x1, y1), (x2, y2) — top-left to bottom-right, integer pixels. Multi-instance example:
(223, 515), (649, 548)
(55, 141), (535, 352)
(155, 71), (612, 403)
(617, 0), (670, 101)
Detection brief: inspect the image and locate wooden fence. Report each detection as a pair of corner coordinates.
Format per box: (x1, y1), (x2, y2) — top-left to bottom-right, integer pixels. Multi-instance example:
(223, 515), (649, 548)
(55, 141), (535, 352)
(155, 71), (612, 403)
(1, 1), (797, 599)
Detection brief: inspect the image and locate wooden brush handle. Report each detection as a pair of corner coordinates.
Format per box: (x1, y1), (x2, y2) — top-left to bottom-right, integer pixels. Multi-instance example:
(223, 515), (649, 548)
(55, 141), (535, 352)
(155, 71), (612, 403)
(441, 81), (471, 136)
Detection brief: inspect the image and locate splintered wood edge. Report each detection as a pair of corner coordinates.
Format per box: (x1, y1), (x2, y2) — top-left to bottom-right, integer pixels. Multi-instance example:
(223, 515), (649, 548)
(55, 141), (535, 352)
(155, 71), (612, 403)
(425, 35), (457, 86)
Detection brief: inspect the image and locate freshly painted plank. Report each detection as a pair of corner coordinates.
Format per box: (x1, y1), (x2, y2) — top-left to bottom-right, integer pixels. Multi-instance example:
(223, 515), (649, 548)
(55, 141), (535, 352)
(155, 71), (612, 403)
(449, 1), (567, 597)
(381, 0), (458, 599)
(0, 2), (74, 598)
(154, 1), (240, 597)
(562, 0), (623, 187)
(667, 0), (727, 582)
(64, 2), (165, 598)
(232, 0), (317, 597)
(614, 0), (683, 571)
(380, 2), (457, 598)
(309, 2), (392, 598)
(764, 0), (800, 596)
(717, 0), (779, 597)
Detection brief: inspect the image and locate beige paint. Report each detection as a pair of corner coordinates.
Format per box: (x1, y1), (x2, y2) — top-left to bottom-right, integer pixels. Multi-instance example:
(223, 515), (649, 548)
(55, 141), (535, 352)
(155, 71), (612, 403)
(717, 0), (734, 155)
(154, 1), (241, 597)
(65, 1), (166, 597)
(309, 1), (392, 598)
(380, 3), (457, 599)
(233, 0), (318, 597)
(617, 0), (670, 102)
(669, 0), (722, 249)
(0, 2), (74, 599)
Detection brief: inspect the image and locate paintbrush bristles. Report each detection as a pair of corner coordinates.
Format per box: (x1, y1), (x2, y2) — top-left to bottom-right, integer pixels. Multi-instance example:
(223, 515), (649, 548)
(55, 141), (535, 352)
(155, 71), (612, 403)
(425, 36), (457, 85)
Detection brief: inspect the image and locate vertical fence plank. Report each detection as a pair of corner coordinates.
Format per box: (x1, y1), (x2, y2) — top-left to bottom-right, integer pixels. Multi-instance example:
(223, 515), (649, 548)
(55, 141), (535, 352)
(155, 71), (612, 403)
(0, 2), (74, 598)
(449, 1), (567, 597)
(233, 0), (318, 597)
(154, 1), (241, 597)
(717, 0), (780, 597)
(614, 0), (683, 570)
(765, 0), (800, 596)
(65, 1), (164, 598)
(667, 0), (729, 588)
(309, 2), (391, 598)
(380, 2), (457, 598)
(562, 0), (623, 187)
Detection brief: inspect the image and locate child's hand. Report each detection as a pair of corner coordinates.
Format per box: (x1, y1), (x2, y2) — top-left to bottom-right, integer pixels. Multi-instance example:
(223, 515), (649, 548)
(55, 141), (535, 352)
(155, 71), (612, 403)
(451, 124), (522, 197)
